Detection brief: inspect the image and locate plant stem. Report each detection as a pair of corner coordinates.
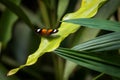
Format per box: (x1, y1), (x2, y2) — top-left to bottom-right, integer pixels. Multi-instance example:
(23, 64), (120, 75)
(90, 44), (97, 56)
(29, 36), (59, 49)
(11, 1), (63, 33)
(52, 54), (64, 80)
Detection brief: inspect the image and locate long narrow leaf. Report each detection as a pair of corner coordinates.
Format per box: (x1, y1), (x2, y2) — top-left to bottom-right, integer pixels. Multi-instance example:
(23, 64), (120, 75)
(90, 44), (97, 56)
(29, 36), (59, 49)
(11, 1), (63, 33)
(72, 32), (120, 52)
(54, 48), (120, 78)
(63, 18), (120, 32)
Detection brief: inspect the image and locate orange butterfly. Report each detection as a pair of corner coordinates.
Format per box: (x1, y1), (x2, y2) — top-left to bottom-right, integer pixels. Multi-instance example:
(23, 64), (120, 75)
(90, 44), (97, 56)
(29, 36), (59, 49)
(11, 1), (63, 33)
(35, 28), (58, 36)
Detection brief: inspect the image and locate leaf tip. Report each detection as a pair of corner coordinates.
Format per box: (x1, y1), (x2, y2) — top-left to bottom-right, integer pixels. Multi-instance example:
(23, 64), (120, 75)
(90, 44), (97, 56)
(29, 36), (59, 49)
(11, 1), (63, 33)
(7, 68), (19, 76)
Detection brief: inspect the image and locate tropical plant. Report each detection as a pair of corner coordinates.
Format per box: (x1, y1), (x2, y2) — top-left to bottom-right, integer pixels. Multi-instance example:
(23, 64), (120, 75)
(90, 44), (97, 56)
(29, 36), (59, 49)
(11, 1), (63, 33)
(0, 0), (120, 80)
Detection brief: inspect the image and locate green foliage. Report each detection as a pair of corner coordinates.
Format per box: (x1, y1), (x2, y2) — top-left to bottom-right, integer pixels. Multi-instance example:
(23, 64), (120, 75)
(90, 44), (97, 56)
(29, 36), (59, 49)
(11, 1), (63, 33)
(0, 0), (21, 47)
(7, 0), (105, 76)
(57, 0), (69, 20)
(72, 32), (120, 52)
(0, 0), (120, 80)
(63, 18), (120, 32)
(55, 47), (120, 78)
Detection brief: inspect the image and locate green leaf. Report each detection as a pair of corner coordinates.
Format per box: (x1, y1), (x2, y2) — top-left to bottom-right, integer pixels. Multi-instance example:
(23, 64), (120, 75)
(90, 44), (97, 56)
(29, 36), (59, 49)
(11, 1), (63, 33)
(63, 0), (107, 79)
(54, 48), (120, 78)
(71, 28), (100, 46)
(0, 0), (33, 28)
(63, 18), (120, 32)
(0, 0), (21, 47)
(38, 0), (50, 27)
(0, 63), (19, 80)
(57, 0), (69, 20)
(63, 0), (120, 79)
(64, 32), (120, 80)
(95, 0), (120, 18)
(7, 0), (106, 76)
(72, 32), (120, 52)
(70, 0), (120, 46)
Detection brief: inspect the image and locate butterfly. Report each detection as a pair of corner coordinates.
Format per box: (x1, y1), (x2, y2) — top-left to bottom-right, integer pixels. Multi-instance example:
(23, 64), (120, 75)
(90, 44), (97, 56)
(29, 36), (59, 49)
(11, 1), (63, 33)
(35, 28), (58, 36)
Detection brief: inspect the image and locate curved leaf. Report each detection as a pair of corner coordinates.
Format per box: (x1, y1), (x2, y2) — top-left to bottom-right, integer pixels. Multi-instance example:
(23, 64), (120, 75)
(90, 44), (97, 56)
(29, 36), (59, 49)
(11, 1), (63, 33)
(0, 63), (19, 80)
(55, 48), (120, 78)
(64, 32), (120, 80)
(7, 0), (106, 76)
(63, 18), (120, 32)
(63, 0), (119, 79)
(72, 32), (120, 52)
